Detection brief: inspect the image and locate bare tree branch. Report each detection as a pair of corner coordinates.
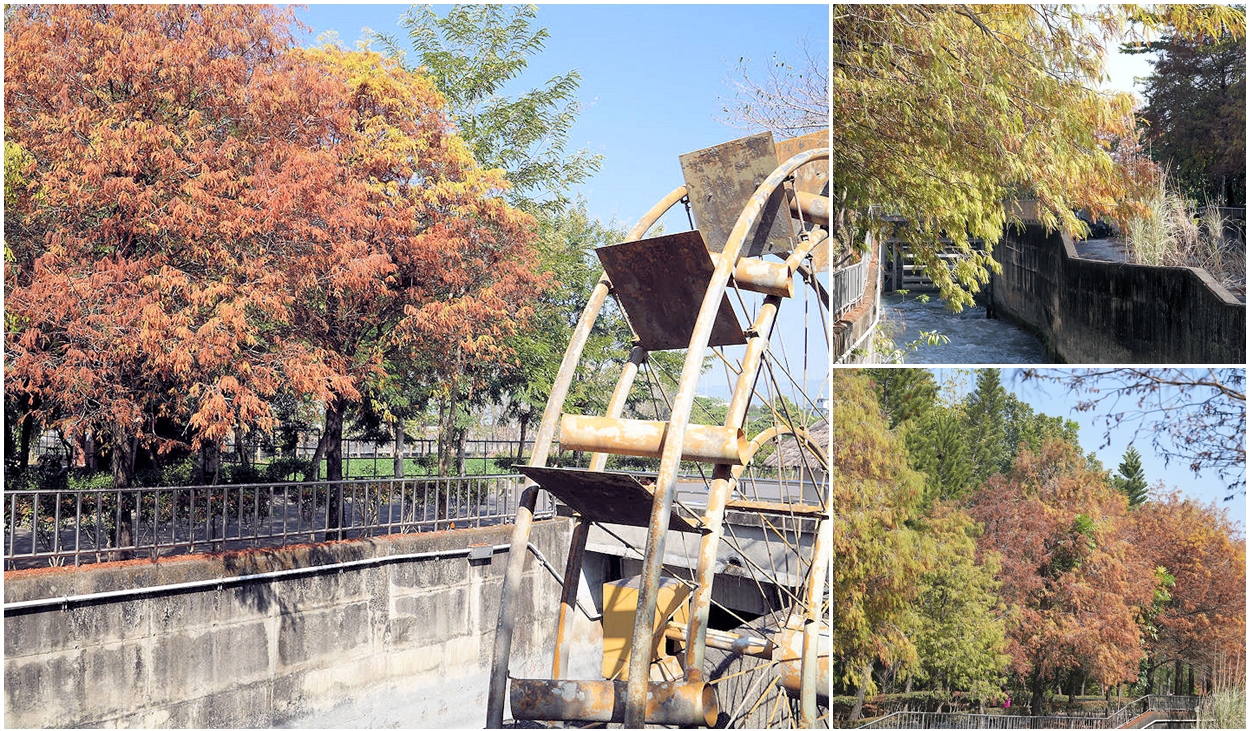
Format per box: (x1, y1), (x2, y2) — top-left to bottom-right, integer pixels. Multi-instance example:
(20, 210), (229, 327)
(1019, 368), (1246, 497)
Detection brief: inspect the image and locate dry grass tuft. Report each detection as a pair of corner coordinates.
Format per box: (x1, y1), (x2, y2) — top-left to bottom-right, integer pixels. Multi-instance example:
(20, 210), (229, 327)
(1124, 177), (1245, 298)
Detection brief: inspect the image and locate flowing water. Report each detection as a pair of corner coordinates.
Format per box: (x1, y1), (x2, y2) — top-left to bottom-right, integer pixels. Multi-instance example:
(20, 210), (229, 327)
(880, 293), (1053, 364)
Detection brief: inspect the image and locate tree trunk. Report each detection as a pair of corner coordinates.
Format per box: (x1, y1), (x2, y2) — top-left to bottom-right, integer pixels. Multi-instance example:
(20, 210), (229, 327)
(1030, 667), (1046, 716)
(1174, 659), (1184, 695)
(437, 392), (457, 477)
(19, 412), (35, 470)
(110, 420), (137, 560)
(198, 440), (221, 486)
(515, 409), (530, 465)
(849, 665), (870, 721)
(235, 426), (251, 470)
(393, 420), (405, 479)
(1146, 663), (1157, 696)
(456, 425), (467, 476)
(85, 431), (97, 471)
(324, 400), (345, 540)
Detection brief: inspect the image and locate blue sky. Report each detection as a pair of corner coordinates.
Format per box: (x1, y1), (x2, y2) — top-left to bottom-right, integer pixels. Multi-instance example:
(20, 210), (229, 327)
(933, 369), (1246, 529)
(296, 4), (829, 230)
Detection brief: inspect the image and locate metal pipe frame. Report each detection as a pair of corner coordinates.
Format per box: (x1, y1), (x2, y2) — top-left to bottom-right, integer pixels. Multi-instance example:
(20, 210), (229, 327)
(790, 190), (830, 228)
(510, 678), (718, 727)
(559, 415), (748, 465)
(551, 345), (648, 678)
(799, 515), (831, 725)
(623, 147), (829, 728)
(736, 425), (830, 477)
(683, 295), (781, 683)
(486, 187), (687, 728)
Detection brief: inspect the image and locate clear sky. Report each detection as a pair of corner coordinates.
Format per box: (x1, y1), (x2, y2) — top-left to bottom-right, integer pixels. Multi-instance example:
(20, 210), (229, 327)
(932, 369), (1246, 530)
(296, 3), (829, 231)
(1102, 42), (1155, 100)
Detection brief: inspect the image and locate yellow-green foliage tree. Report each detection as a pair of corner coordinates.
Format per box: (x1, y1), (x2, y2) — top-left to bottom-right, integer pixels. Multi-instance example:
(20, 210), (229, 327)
(833, 4), (1245, 309)
(832, 370), (924, 714)
(906, 506), (1011, 706)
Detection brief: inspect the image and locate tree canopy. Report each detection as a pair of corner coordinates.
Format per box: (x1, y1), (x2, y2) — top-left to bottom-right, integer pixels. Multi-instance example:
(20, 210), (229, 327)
(377, 4), (603, 214)
(1132, 11), (1247, 206)
(836, 368), (1244, 718)
(833, 4), (1245, 309)
(4, 5), (542, 489)
(831, 371), (925, 707)
(970, 439), (1156, 715)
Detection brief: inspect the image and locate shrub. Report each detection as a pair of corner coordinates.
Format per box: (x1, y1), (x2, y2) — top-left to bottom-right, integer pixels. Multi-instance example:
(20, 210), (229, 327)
(263, 457), (312, 483)
(1125, 176), (1246, 295)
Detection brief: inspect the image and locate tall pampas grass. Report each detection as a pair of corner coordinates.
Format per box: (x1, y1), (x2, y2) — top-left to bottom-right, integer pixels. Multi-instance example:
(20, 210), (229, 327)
(1197, 654), (1245, 729)
(1123, 176), (1245, 296)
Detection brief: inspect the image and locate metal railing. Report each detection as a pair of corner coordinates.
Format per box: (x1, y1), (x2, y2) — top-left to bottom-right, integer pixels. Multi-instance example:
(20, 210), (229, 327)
(859, 695), (1200, 730)
(833, 251), (872, 318)
(29, 433), (559, 478)
(834, 234), (874, 318)
(4, 475), (554, 569)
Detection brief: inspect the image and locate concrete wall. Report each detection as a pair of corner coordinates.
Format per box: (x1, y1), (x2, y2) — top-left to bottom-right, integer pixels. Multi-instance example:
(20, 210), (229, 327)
(4, 518), (600, 728)
(991, 222), (1245, 363)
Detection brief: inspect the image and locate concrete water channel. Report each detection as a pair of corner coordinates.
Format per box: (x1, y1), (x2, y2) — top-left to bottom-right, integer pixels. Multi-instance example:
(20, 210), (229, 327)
(881, 293), (1052, 365)
(879, 236), (1226, 365)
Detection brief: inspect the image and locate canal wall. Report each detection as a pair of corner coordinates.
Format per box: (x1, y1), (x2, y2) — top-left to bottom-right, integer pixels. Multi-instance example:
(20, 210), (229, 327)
(4, 518), (599, 728)
(991, 221), (1245, 363)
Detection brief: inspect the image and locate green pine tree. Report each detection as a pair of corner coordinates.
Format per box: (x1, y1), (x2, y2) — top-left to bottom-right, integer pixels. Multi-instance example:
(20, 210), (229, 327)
(906, 407), (976, 506)
(1111, 446), (1149, 507)
(866, 368), (938, 428)
(964, 369), (1009, 484)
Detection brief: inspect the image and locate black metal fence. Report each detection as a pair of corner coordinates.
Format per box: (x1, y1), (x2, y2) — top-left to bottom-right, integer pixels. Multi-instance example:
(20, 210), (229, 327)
(30, 433), (556, 478)
(858, 695), (1200, 729)
(4, 475), (553, 569)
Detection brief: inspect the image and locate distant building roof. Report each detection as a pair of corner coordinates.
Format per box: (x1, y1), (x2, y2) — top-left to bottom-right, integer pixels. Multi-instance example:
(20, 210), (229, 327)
(761, 417), (829, 469)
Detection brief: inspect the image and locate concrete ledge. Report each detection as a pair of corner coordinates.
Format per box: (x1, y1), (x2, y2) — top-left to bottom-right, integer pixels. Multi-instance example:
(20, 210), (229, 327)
(991, 221), (1245, 363)
(4, 522), (519, 603)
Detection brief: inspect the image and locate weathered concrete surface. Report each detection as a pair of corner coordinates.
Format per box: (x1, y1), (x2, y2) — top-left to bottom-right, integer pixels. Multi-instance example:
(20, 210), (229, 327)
(992, 221), (1245, 363)
(4, 518), (599, 728)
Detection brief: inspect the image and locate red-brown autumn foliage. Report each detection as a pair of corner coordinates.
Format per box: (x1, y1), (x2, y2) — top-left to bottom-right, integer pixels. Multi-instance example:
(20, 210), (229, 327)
(4, 5), (542, 486)
(1131, 489), (1246, 691)
(969, 440), (1156, 714)
(235, 40), (543, 483)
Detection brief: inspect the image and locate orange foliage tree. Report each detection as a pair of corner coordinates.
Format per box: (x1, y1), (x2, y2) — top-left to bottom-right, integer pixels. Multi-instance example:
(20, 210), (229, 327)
(969, 440), (1156, 715)
(5, 5), (307, 488)
(5, 6), (542, 502)
(1131, 489), (1246, 694)
(253, 43), (542, 500)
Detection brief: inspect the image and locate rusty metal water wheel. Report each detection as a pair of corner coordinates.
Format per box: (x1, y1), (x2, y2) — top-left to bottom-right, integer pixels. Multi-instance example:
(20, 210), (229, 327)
(486, 132), (831, 729)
